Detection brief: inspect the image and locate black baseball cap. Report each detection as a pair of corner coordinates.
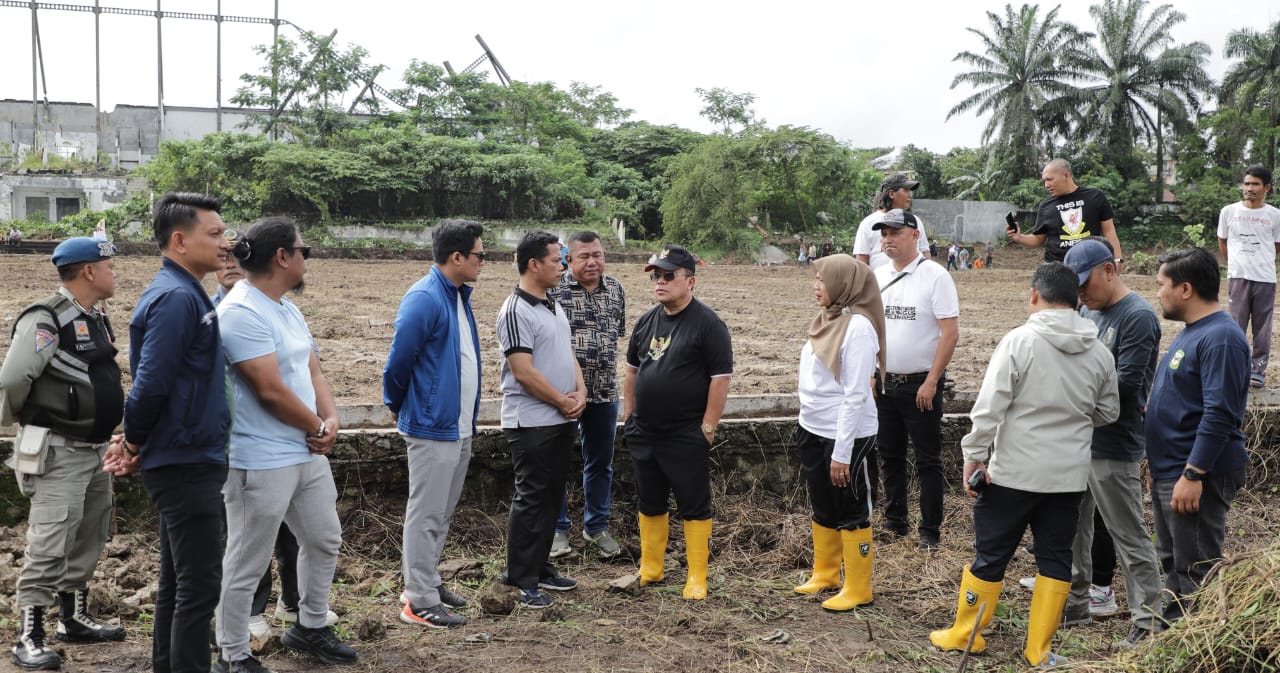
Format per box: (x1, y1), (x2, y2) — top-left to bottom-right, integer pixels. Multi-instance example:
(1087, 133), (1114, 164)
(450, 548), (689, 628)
(872, 209), (920, 230)
(645, 244), (699, 272)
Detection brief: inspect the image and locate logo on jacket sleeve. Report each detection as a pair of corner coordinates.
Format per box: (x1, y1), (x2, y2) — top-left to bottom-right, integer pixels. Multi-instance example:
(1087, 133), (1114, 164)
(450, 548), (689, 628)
(34, 329), (55, 353)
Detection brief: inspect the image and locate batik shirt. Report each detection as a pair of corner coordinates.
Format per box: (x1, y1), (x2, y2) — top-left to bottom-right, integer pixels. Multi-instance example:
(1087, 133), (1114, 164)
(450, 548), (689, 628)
(554, 271), (626, 403)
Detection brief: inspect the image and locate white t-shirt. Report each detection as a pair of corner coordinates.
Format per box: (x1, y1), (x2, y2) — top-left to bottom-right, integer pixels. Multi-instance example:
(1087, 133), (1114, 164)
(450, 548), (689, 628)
(874, 255), (960, 374)
(1217, 202), (1280, 283)
(797, 313), (878, 463)
(852, 210), (930, 270)
(457, 294), (478, 439)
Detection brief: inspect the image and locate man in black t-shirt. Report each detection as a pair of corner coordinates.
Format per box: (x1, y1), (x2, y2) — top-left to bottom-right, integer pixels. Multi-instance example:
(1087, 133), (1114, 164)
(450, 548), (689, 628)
(1009, 159), (1123, 265)
(623, 244), (733, 601)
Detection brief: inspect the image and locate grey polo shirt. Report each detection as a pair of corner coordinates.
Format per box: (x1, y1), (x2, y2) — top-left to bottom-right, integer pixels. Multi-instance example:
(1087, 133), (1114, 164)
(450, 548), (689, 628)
(497, 287), (577, 429)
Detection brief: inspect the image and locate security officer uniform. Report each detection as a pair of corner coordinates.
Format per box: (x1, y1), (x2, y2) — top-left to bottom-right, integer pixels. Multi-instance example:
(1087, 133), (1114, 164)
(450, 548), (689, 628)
(1, 238), (126, 670)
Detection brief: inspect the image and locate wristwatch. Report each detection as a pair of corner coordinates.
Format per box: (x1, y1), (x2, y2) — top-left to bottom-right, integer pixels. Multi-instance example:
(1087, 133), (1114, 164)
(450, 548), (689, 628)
(1182, 467), (1205, 481)
(701, 423), (717, 435)
(312, 420), (328, 438)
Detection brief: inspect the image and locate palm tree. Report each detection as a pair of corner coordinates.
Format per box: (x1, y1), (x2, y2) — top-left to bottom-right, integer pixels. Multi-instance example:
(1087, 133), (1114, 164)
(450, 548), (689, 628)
(1221, 21), (1280, 167)
(947, 4), (1088, 180)
(1068, 0), (1212, 184)
(947, 152), (1006, 200)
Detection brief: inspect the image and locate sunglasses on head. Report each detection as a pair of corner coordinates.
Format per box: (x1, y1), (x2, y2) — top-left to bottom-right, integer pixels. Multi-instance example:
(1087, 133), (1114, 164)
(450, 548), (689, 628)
(650, 269), (684, 282)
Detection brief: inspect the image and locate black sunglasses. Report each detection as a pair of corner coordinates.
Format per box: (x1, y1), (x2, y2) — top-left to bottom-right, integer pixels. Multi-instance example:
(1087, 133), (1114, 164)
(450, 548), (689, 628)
(650, 270), (685, 282)
(460, 250), (488, 261)
(286, 246), (311, 260)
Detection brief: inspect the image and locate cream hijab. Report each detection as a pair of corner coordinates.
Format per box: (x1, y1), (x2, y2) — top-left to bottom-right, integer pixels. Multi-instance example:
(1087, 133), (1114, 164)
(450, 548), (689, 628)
(808, 254), (886, 382)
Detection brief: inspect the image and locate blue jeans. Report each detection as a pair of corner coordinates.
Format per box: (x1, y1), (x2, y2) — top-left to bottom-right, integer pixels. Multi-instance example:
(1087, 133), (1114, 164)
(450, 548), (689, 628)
(556, 401), (618, 536)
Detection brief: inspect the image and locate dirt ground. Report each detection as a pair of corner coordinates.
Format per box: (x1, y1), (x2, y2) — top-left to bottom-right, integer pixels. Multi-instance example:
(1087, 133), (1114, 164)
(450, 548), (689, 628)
(1, 246), (1279, 672)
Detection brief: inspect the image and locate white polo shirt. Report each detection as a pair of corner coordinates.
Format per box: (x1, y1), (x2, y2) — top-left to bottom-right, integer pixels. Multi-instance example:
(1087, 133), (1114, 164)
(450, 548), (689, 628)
(874, 255), (959, 374)
(852, 210), (931, 270)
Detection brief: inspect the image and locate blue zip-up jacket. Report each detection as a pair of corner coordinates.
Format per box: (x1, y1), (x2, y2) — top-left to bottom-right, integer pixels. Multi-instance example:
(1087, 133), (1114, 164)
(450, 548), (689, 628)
(383, 265), (482, 440)
(125, 257), (230, 469)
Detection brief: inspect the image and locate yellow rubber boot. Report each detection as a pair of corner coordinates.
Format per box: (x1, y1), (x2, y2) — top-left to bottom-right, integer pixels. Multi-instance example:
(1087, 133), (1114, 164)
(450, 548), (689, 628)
(638, 513), (669, 585)
(1024, 575), (1071, 667)
(929, 565), (1002, 653)
(682, 519), (712, 600)
(821, 527), (874, 611)
(794, 521), (843, 594)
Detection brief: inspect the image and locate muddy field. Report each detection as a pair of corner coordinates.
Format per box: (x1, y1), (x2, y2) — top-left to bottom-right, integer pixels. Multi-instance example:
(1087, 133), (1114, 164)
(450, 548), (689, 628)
(4, 245), (1278, 402)
(1, 246), (1279, 672)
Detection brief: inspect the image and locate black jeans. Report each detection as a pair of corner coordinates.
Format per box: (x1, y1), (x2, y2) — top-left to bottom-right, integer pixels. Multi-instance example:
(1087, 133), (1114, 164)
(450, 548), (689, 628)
(796, 427), (874, 530)
(971, 483), (1081, 583)
(142, 463), (227, 673)
(1151, 468), (1245, 625)
(627, 418), (712, 520)
(251, 523), (300, 615)
(504, 424), (575, 591)
(875, 377), (945, 538)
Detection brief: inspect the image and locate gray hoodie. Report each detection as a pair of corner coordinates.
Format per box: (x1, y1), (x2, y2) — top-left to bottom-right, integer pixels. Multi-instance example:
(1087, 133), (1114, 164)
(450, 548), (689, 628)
(962, 308), (1120, 493)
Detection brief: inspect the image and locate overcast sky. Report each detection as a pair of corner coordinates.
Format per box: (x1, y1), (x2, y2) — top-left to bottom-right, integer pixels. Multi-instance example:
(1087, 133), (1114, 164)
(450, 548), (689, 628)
(0, 0), (1270, 153)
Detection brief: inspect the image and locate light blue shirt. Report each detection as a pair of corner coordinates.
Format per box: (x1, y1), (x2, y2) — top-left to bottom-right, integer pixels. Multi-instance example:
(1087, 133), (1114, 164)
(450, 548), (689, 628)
(217, 281), (318, 470)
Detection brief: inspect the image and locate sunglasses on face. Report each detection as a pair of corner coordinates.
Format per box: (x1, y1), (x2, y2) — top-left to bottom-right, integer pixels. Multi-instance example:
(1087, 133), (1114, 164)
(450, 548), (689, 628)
(650, 270), (685, 282)
(286, 246), (311, 259)
(461, 250), (488, 261)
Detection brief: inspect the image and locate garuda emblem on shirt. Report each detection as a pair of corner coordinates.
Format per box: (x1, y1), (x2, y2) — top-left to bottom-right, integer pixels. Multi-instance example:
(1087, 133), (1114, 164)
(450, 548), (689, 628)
(648, 335), (671, 360)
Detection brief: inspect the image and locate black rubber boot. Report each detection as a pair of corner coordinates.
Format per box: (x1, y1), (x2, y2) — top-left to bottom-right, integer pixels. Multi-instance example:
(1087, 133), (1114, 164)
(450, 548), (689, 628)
(11, 605), (61, 670)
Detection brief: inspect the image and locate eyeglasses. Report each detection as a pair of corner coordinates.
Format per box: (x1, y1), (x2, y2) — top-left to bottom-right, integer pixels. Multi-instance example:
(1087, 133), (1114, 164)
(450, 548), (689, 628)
(461, 250), (488, 261)
(650, 270), (686, 282)
(286, 246), (311, 260)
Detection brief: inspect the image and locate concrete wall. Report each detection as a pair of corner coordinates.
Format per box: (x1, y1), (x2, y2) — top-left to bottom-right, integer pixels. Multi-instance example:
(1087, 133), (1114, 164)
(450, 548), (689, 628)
(0, 174), (133, 222)
(912, 199), (1018, 244)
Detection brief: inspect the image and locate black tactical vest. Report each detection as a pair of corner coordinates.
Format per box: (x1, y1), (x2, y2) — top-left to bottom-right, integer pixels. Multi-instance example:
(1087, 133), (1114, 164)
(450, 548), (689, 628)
(14, 294), (124, 443)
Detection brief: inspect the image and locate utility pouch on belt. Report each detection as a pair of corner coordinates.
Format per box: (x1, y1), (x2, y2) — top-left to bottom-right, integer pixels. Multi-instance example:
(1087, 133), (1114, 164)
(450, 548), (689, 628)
(14, 424), (52, 476)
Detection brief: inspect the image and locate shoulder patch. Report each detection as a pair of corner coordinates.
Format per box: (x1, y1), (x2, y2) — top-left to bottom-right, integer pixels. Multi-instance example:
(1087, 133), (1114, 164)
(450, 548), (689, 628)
(35, 329), (55, 353)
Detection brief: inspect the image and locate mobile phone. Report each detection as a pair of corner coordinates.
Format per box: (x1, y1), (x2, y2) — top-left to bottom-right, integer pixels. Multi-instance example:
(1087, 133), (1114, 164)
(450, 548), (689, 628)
(1005, 212), (1018, 235)
(968, 468), (988, 493)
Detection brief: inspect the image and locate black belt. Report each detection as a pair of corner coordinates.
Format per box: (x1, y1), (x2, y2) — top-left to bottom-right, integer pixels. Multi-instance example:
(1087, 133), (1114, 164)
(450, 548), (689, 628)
(883, 371), (930, 385)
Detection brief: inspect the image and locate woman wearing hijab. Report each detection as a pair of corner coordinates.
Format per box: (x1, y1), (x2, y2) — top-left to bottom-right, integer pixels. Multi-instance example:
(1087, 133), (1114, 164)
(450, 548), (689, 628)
(792, 254), (886, 612)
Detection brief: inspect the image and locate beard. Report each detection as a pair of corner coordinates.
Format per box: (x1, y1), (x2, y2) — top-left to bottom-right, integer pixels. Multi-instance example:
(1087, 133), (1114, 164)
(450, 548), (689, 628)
(291, 279), (306, 295)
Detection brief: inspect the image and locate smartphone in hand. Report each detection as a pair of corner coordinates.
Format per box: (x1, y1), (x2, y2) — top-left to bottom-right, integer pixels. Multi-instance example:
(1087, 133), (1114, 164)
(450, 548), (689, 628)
(1005, 212), (1018, 236)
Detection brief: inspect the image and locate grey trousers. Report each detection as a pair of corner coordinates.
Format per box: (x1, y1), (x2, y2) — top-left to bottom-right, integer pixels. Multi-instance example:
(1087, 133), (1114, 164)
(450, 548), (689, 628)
(1151, 468), (1245, 626)
(1227, 278), (1275, 376)
(16, 439), (112, 607)
(402, 435), (471, 609)
(216, 458), (342, 662)
(1067, 458), (1163, 628)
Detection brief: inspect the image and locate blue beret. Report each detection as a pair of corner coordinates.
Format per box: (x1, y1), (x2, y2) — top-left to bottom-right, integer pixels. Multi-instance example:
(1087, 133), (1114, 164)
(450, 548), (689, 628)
(51, 237), (116, 267)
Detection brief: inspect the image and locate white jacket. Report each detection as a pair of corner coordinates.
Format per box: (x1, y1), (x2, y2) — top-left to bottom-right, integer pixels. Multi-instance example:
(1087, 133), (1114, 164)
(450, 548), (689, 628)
(962, 309), (1119, 493)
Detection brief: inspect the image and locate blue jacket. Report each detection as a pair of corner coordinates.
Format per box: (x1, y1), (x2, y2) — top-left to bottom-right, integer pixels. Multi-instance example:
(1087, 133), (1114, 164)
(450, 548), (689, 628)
(383, 265), (482, 440)
(125, 257), (230, 469)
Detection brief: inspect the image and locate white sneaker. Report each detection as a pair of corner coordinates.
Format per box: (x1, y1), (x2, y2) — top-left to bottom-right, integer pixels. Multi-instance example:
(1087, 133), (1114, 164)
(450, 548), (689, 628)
(247, 614), (271, 639)
(549, 531), (572, 558)
(1018, 577), (1036, 591)
(274, 598), (339, 626)
(1089, 584), (1118, 616)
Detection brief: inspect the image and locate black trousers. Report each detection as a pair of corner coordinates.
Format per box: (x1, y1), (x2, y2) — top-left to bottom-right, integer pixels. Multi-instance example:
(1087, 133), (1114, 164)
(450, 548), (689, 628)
(504, 423), (575, 591)
(1090, 507), (1116, 587)
(796, 427), (874, 530)
(626, 418), (712, 520)
(251, 523), (300, 615)
(142, 463), (227, 673)
(971, 483), (1081, 583)
(875, 377), (945, 537)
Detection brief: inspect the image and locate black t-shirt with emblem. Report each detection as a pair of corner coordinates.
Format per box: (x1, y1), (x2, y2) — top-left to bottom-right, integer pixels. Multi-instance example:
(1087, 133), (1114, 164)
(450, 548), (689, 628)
(626, 298), (733, 433)
(1032, 186), (1115, 262)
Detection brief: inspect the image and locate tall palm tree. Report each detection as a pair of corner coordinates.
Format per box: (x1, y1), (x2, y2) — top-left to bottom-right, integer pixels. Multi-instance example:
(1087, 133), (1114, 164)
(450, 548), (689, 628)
(947, 4), (1088, 180)
(1221, 21), (1280, 167)
(1069, 0), (1212, 183)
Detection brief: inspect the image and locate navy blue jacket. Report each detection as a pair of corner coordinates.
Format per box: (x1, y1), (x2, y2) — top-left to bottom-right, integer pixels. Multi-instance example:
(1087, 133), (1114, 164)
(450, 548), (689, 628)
(1145, 311), (1250, 480)
(382, 265), (482, 440)
(125, 257), (230, 469)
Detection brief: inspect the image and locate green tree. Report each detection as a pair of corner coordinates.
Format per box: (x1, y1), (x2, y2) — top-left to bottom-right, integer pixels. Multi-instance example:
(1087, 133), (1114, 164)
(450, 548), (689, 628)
(1069, 0), (1212, 182)
(695, 87), (759, 135)
(946, 151), (1006, 200)
(898, 145), (946, 198)
(1221, 21), (1280, 166)
(948, 4), (1088, 180)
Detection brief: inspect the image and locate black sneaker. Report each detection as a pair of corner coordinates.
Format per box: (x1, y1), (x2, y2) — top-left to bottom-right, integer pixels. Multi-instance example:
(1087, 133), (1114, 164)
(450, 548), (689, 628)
(219, 657), (274, 673)
(436, 585), (468, 609)
(518, 588), (555, 609)
(537, 575), (578, 592)
(400, 601), (468, 629)
(281, 624), (358, 664)
(1116, 624), (1151, 649)
(918, 534), (941, 552)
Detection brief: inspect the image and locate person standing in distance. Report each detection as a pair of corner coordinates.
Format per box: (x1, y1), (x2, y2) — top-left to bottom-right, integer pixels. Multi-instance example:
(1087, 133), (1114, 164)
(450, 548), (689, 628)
(2, 238), (125, 670)
(872, 209), (959, 550)
(105, 192), (232, 673)
(384, 221), (485, 629)
(625, 244), (733, 600)
(1216, 165), (1280, 389)
(1146, 248), (1250, 626)
(549, 231), (627, 559)
(496, 231), (587, 609)
(1008, 158), (1122, 264)
(1061, 239), (1164, 646)
(852, 173), (932, 271)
